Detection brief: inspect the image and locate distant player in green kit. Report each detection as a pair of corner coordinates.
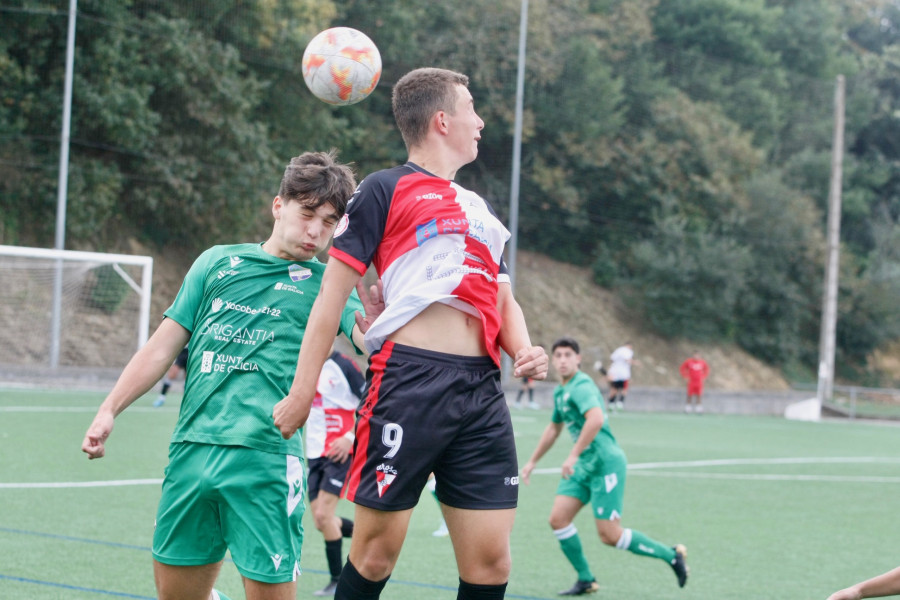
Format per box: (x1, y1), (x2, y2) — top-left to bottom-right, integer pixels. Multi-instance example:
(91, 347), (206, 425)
(521, 336), (689, 596)
(81, 150), (383, 600)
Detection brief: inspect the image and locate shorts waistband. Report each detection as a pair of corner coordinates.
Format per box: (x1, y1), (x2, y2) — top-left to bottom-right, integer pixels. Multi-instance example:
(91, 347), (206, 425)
(380, 341), (498, 370)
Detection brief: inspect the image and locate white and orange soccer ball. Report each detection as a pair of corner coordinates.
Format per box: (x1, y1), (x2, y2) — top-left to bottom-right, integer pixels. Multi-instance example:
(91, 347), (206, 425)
(301, 27), (382, 106)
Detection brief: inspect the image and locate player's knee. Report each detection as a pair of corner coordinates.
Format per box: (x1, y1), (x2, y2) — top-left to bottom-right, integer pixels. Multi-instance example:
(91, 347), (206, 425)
(352, 552), (397, 582)
(548, 515), (570, 530)
(310, 505), (331, 531)
(599, 532), (618, 546)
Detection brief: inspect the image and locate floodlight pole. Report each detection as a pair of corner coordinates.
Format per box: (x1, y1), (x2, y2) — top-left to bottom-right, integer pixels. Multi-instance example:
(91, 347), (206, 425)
(503, 0), (528, 383)
(50, 0), (78, 368)
(816, 74), (846, 414)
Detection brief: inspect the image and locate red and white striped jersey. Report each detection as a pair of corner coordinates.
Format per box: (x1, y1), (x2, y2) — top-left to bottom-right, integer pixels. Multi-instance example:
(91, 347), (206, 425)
(329, 162), (511, 365)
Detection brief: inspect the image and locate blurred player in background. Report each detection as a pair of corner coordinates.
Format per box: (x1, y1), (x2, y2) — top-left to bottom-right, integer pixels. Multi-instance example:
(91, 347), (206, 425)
(514, 375), (539, 409)
(679, 351), (710, 414)
(606, 343), (635, 411)
(273, 67), (548, 600)
(522, 337), (688, 596)
(154, 345), (188, 407)
(81, 150), (382, 600)
(306, 350), (366, 596)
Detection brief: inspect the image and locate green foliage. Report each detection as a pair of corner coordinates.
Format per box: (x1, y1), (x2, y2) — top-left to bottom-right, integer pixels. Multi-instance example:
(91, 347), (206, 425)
(4, 0), (900, 378)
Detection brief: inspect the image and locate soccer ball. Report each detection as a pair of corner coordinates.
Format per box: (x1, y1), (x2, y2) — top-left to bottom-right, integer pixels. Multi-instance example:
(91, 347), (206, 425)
(302, 27), (382, 106)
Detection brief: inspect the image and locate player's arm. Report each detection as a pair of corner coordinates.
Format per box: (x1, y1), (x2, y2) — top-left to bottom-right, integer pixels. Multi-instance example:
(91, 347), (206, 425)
(81, 318), (190, 459)
(561, 407), (603, 478)
(827, 565), (900, 600)
(496, 281), (548, 380)
(274, 259), (361, 439)
(521, 421), (564, 484)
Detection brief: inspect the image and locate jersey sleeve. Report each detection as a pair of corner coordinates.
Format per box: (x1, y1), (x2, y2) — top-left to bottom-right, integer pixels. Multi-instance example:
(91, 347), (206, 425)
(163, 247), (219, 332)
(329, 172), (393, 275)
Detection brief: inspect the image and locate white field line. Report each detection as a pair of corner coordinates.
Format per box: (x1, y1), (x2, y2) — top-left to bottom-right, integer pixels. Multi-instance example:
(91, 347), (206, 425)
(530, 456), (900, 484)
(4, 457), (900, 489)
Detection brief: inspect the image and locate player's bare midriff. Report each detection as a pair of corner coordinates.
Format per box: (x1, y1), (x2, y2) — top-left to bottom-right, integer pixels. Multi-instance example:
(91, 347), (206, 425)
(388, 302), (488, 357)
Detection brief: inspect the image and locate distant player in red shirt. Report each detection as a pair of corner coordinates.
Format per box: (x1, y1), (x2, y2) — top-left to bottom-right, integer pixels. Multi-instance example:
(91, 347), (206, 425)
(679, 351), (709, 414)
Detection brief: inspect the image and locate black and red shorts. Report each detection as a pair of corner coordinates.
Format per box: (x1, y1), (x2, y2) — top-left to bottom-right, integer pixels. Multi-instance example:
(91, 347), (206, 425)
(307, 456), (351, 502)
(343, 341), (518, 511)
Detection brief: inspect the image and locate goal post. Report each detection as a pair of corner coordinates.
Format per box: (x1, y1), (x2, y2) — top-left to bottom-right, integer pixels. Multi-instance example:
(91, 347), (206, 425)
(0, 245), (153, 375)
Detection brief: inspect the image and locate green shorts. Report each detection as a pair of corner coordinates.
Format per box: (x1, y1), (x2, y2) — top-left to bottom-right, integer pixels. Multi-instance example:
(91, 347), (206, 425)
(152, 442), (306, 584)
(556, 452), (627, 521)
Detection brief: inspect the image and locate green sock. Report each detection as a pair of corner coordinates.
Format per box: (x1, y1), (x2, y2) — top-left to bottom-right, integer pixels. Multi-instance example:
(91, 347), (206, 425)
(554, 525), (594, 581)
(617, 528), (676, 563)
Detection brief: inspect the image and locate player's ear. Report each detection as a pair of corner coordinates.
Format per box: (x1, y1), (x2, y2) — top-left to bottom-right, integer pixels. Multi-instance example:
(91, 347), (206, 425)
(272, 195), (284, 219)
(435, 110), (449, 134)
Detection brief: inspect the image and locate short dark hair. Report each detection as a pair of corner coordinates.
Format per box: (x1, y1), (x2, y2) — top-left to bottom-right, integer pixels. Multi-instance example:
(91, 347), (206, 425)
(392, 67), (469, 150)
(278, 149), (356, 217)
(552, 336), (580, 354)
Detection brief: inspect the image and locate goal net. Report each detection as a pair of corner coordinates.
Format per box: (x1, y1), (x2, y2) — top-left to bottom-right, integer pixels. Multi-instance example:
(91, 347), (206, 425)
(0, 245), (152, 380)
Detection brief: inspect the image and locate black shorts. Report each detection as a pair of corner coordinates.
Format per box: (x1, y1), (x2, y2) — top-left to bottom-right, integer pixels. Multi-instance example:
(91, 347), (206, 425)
(610, 379), (629, 391)
(343, 342), (518, 511)
(308, 456), (351, 502)
(174, 347), (189, 369)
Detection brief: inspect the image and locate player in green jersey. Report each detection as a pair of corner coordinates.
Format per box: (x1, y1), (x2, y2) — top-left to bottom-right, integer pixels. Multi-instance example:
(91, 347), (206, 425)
(521, 337), (689, 596)
(81, 150), (383, 600)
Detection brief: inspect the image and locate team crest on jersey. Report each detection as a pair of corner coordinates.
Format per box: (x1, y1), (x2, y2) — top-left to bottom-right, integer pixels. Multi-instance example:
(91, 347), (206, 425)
(375, 464), (398, 498)
(334, 214), (349, 238)
(288, 264), (312, 282)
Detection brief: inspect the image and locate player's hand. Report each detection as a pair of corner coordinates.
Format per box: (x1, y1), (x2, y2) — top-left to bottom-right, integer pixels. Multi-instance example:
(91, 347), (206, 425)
(355, 279), (385, 334)
(81, 410), (115, 459)
(272, 395), (311, 440)
(561, 456), (577, 479)
(521, 461), (536, 485)
(827, 587), (862, 600)
(326, 436), (353, 463)
(514, 345), (549, 380)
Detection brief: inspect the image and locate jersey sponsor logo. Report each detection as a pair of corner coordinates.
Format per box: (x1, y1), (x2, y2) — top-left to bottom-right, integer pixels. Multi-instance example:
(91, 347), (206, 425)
(198, 319), (274, 346)
(416, 219), (440, 245)
(200, 352), (260, 374)
(230, 256), (243, 268)
(274, 281), (304, 295)
(334, 213), (349, 237)
(216, 269), (239, 279)
(271, 554), (283, 571)
(200, 351), (215, 373)
(504, 475), (519, 486)
(211, 297), (282, 318)
(416, 192), (443, 201)
(375, 463), (397, 498)
(288, 264), (312, 282)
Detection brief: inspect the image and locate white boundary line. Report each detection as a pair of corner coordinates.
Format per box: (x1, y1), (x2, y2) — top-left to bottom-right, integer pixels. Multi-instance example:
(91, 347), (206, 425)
(4, 457), (900, 489)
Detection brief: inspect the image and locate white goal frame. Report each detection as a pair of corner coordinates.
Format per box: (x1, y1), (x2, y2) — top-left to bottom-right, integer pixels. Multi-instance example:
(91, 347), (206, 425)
(0, 245), (153, 369)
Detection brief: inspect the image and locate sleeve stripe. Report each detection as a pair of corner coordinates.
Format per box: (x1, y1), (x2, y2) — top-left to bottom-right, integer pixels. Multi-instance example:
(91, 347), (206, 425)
(328, 247), (368, 276)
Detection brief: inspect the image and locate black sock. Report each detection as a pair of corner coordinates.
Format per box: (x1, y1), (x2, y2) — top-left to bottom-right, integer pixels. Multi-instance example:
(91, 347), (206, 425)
(325, 539), (343, 580)
(334, 559), (390, 600)
(457, 578), (508, 600)
(161, 382), (170, 395)
(516, 390), (523, 402)
(340, 517), (354, 538)
(527, 389), (533, 402)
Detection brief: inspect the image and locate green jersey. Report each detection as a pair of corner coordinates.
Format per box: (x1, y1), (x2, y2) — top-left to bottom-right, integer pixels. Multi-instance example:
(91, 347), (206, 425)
(164, 242), (362, 456)
(551, 370), (624, 473)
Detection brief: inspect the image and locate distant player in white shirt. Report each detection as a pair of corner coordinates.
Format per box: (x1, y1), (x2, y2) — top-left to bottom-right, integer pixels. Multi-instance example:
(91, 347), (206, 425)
(306, 350), (366, 596)
(607, 343), (635, 411)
